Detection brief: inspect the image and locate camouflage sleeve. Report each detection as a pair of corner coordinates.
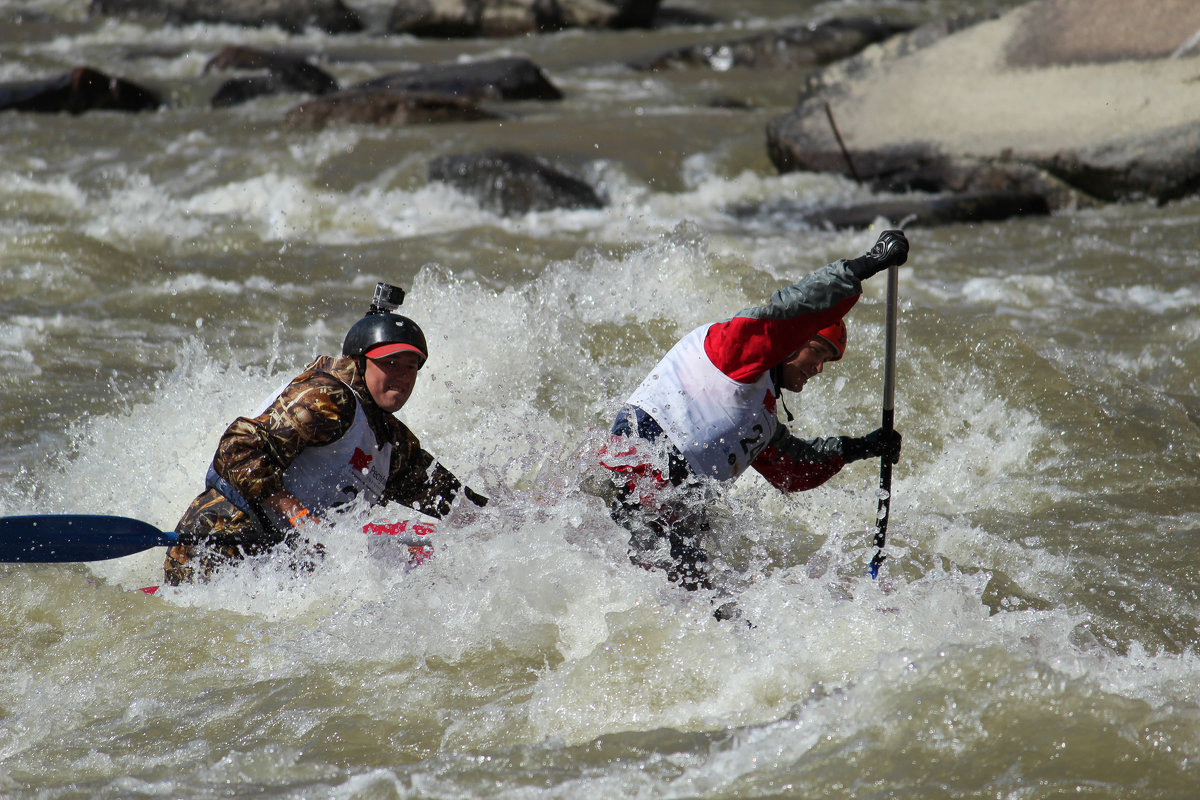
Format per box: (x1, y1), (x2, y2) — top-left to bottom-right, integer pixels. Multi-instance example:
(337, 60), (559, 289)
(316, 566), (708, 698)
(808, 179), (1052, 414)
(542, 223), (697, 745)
(379, 419), (487, 518)
(212, 370), (357, 502)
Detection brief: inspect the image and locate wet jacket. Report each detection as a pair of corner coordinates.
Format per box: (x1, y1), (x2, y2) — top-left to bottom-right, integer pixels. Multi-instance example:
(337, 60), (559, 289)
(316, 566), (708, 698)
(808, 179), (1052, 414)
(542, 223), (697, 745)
(174, 354), (483, 553)
(623, 258), (863, 492)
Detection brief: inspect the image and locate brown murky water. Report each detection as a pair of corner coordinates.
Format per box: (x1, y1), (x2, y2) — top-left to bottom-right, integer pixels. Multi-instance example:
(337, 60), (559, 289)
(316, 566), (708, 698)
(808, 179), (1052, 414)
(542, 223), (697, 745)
(3, 1), (1200, 797)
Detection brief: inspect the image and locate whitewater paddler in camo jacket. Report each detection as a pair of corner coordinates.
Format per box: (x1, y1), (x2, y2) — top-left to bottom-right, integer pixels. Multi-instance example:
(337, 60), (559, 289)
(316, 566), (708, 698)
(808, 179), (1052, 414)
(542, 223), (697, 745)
(165, 284), (486, 585)
(596, 231), (908, 601)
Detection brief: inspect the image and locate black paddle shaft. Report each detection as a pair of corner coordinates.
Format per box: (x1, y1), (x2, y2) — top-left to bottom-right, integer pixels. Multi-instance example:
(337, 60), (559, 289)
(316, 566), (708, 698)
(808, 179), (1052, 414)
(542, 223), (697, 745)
(869, 264), (899, 577)
(872, 407), (895, 552)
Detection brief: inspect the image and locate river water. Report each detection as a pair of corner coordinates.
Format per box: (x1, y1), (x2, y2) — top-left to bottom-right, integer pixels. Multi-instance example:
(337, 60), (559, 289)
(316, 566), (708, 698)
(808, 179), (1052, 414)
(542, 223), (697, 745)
(3, 1), (1200, 797)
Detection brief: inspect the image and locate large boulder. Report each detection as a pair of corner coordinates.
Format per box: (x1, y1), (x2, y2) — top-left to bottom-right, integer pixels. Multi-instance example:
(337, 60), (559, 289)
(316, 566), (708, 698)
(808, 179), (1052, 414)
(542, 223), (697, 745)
(355, 57), (562, 102)
(1005, 0), (1200, 66)
(387, 0), (660, 37)
(0, 66), (162, 114)
(766, 0), (1200, 205)
(635, 17), (913, 71)
(429, 150), (605, 215)
(88, 0), (363, 34)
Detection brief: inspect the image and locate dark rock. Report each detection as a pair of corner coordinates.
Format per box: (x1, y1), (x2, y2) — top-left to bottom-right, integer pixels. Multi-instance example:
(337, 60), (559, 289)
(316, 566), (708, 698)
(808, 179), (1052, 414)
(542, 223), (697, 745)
(206, 47), (339, 94)
(651, 5), (721, 28)
(205, 46), (339, 107)
(706, 95), (754, 110)
(602, 0), (661, 29)
(767, 142), (1090, 209)
(0, 66), (162, 114)
(355, 57), (562, 102)
(863, 154), (1091, 210)
(636, 17), (914, 71)
(386, 0), (661, 37)
(731, 192), (1053, 231)
(211, 76), (284, 108)
(283, 89), (498, 128)
(88, 0), (363, 34)
(429, 150), (605, 215)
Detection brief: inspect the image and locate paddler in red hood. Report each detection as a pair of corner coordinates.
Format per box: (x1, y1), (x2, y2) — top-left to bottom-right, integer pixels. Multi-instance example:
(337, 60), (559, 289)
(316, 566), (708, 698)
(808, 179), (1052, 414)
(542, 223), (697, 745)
(165, 283), (486, 585)
(595, 230), (907, 607)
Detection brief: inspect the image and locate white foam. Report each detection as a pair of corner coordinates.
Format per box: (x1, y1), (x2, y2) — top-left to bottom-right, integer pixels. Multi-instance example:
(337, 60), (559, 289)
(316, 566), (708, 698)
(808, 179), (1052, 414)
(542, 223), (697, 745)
(1097, 284), (1200, 312)
(5, 222), (1194, 786)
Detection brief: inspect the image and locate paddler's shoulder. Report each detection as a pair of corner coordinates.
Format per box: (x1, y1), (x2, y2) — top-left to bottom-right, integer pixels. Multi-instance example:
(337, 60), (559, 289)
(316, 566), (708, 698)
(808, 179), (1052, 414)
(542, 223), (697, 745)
(276, 355), (363, 411)
(289, 355), (361, 391)
(321, 354), (367, 389)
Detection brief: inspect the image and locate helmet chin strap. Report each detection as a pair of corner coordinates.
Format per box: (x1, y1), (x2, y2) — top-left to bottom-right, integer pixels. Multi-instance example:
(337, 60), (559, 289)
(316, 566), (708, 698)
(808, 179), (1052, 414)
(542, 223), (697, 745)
(770, 365), (796, 422)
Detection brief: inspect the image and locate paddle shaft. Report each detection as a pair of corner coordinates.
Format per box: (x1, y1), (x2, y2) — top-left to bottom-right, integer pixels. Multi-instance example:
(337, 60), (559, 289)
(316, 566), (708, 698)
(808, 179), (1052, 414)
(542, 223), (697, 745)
(0, 514), (433, 563)
(869, 264), (899, 578)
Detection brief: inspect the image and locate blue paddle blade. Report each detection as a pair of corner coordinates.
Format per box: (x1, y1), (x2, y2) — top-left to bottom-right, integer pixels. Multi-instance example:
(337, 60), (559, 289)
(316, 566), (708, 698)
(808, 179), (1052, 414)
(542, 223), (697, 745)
(0, 514), (178, 563)
(868, 549), (886, 580)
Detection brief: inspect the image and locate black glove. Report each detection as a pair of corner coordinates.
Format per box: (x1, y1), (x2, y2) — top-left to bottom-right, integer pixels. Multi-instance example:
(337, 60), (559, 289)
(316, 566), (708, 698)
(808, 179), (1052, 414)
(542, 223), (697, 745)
(845, 229), (908, 281)
(840, 428), (902, 464)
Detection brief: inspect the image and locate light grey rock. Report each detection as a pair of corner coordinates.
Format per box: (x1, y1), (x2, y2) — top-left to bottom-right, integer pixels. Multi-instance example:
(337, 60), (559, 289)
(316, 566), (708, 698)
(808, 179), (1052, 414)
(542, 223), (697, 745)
(766, 0), (1200, 205)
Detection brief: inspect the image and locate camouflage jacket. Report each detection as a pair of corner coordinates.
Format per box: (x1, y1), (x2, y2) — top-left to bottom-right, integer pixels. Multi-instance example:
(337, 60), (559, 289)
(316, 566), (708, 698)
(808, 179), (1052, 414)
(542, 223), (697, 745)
(176, 354), (483, 549)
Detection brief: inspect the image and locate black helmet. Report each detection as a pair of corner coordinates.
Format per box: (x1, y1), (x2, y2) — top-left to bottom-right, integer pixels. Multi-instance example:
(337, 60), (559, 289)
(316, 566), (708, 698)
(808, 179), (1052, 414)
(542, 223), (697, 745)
(342, 283), (428, 367)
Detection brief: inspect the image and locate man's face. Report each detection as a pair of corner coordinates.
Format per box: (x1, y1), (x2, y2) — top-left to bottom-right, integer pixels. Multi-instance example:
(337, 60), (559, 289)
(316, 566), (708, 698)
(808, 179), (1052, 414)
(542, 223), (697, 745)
(778, 337), (838, 393)
(364, 351), (420, 413)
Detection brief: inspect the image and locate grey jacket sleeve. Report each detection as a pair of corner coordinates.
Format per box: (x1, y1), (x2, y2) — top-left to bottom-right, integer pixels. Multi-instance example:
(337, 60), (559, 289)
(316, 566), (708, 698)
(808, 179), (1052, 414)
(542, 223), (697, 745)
(730, 261), (862, 321)
(766, 424), (847, 464)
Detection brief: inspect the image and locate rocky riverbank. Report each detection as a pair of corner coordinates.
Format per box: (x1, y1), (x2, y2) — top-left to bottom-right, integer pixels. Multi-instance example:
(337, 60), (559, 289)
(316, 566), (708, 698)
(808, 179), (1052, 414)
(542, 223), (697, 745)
(767, 0), (1200, 213)
(3, 0), (1198, 227)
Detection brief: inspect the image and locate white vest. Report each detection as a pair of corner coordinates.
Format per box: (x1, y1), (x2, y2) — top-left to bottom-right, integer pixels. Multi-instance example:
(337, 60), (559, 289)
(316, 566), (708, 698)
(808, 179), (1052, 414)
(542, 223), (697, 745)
(279, 398), (393, 515)
(209, 376), (393, 520)
(627, 324), (779, 481)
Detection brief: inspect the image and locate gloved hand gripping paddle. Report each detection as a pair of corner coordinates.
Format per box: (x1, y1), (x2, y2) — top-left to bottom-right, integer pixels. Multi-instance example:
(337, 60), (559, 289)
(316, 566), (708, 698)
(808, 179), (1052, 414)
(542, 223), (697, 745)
(846, 229), (909, 282)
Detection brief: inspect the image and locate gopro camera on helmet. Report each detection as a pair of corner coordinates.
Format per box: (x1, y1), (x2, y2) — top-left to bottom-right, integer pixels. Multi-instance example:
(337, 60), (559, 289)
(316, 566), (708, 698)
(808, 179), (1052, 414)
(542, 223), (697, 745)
(368, 282), (405, 315)
(342, 282), (429, 367)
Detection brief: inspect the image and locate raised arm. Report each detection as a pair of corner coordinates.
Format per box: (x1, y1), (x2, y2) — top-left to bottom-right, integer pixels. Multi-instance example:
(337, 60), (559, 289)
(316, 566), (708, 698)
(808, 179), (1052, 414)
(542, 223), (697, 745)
(705, 231), (908, 383)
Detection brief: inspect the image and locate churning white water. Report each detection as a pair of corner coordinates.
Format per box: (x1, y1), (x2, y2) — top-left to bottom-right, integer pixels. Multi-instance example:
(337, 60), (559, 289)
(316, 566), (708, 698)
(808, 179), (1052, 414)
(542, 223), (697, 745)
(4, 0), (1200, 796)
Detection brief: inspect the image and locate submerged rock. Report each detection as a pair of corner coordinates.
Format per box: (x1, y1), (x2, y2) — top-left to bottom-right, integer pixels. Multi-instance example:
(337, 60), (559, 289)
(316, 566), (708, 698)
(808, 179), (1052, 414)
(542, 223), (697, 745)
(729, 192), (1051, 231)
(0, 66), (162, 114)
(429, 150), (605, 215)
(205, 46), (339, 108)
(88, 0), (363, 34)
(355, 57), (563, 102)
(282, 56), (562, 128)
(766, 0), (1200, 205)
(284, 89), (497, 128)
(651, 5), (720, 28)
(386, 0), (662, 37)
(635, 17), (913, 71)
